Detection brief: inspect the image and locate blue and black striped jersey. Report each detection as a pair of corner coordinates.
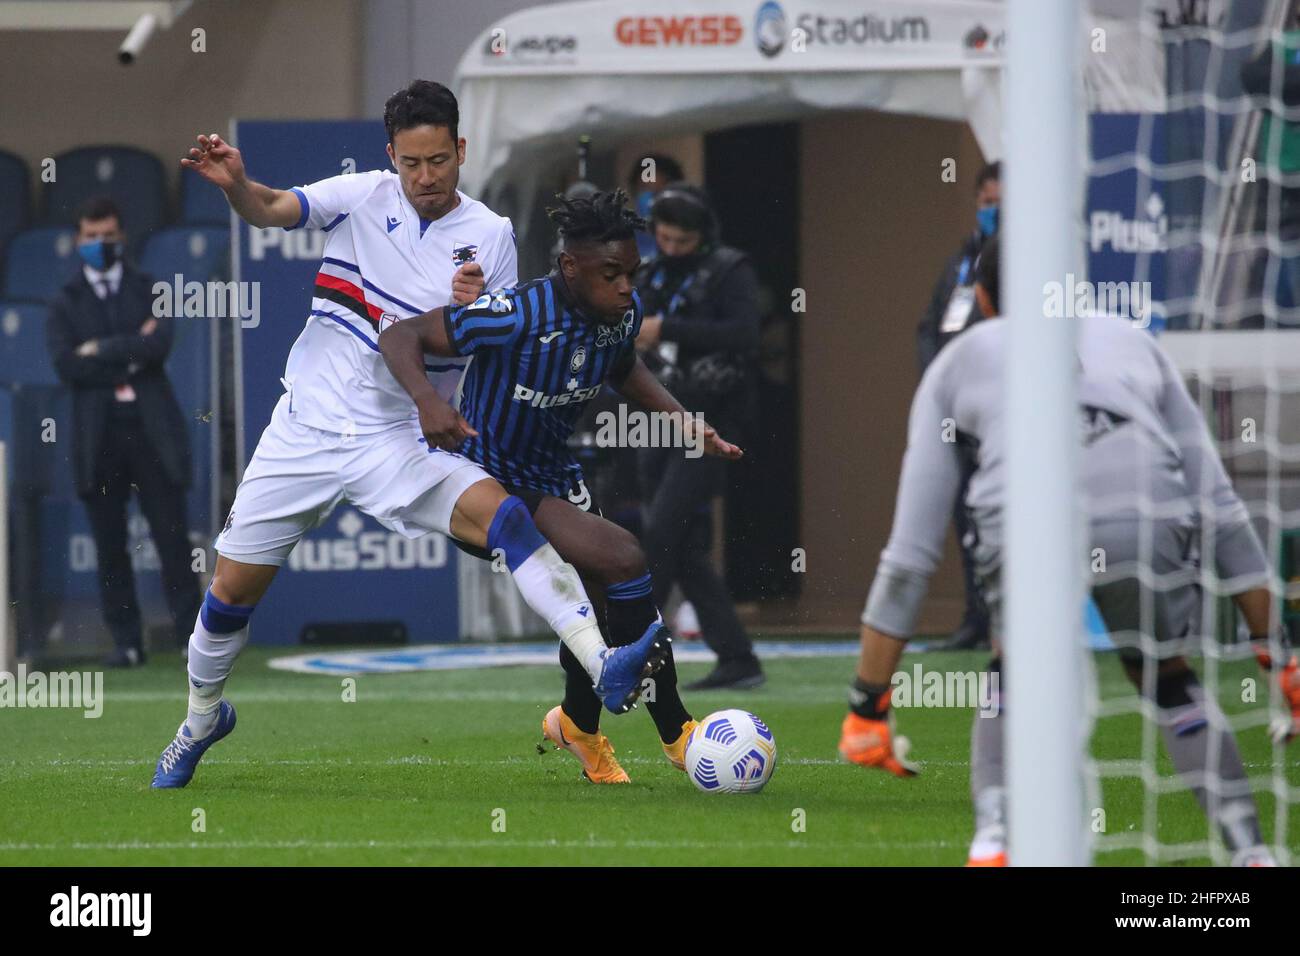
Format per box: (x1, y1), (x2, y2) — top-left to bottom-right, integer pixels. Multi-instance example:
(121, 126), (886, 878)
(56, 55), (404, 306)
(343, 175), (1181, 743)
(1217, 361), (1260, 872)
(445, 272), (641, 495)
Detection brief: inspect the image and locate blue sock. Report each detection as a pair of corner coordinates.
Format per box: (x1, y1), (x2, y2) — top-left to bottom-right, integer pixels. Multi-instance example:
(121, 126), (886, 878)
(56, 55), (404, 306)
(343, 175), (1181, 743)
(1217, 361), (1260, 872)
(487, 496), (548, 570)
(199, 590), (255, 635)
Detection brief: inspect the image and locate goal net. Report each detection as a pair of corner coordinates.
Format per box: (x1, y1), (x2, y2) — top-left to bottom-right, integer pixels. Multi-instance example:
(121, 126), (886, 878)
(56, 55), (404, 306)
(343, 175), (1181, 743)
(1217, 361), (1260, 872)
(1074, 0), (1300, 866)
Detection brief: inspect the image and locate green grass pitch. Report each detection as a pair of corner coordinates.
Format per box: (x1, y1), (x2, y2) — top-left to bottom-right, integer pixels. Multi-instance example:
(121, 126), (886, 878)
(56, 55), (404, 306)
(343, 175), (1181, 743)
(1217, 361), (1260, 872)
(2, 639), (1296, 866)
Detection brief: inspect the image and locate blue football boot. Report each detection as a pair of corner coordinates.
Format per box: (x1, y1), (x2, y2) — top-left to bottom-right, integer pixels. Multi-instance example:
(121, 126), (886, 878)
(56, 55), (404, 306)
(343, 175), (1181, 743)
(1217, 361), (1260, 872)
(151, 699), (237, 788)
(594, 623), (672, 714)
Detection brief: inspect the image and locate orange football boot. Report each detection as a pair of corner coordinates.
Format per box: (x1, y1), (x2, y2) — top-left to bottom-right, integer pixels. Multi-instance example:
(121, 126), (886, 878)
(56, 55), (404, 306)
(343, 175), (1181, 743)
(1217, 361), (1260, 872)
(662, 719), (699, 771)
(838, 712), (918, 777)
(541, 706), (630, 784)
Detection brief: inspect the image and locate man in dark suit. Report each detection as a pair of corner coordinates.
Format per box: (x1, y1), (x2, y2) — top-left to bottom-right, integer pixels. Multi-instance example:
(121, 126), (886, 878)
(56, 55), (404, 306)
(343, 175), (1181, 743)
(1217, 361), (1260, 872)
(46, 197), (201, 666)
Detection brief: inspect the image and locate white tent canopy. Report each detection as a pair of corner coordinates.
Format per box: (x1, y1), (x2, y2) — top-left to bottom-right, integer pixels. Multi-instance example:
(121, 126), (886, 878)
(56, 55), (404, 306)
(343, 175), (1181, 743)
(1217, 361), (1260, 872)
(454, 0), (1159, 227)
(455, 0), (1009, 208)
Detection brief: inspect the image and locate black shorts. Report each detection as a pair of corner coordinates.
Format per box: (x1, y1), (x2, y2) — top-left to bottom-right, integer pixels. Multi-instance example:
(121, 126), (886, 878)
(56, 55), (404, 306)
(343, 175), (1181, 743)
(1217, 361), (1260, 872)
(453, 473), (600, 563)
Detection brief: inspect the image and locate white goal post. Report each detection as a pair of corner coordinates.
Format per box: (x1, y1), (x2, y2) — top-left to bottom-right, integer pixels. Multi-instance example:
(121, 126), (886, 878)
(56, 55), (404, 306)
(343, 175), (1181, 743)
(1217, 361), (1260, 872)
(1003, 0), (1089, 866)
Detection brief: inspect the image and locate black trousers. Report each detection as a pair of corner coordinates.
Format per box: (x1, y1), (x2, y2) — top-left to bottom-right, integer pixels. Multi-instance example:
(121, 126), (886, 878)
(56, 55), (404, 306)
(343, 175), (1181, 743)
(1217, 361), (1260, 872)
(638, 446), (755, 666)
(80, 409), (201, 652)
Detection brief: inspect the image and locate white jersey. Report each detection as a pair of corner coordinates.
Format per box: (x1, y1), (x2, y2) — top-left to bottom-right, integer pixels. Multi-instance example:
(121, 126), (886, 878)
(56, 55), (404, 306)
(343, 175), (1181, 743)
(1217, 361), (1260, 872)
(281, 169), (517, 434)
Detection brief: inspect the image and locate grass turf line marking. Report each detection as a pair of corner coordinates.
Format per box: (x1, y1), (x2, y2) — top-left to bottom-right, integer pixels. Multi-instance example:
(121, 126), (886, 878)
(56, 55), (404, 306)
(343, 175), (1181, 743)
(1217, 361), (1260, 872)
(0, 838), (961, 852)
(82, 687), (862, 704)
(8, 756), (974, 768)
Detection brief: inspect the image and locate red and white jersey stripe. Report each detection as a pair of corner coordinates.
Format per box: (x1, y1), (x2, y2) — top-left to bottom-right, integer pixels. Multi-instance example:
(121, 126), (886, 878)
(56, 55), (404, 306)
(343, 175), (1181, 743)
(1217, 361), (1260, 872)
(279, 169), (516, 435)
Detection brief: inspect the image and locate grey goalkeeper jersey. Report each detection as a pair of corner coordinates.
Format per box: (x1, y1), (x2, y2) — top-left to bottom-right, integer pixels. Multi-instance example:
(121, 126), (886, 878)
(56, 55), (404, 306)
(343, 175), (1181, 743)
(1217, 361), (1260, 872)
(864, 314), (1269, 638)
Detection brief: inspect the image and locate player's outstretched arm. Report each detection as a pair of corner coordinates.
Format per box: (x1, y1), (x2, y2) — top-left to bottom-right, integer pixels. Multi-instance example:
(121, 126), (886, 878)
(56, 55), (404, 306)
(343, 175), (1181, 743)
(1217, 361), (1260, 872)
(615, 355), (743, 460)
(839, 351), (971, 779)
(378, 309), (477, 449)
(180, 133), (300, 229)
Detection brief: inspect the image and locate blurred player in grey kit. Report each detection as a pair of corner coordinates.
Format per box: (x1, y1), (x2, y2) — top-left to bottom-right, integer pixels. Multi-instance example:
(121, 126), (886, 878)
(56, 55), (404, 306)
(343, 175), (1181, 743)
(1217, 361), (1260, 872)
(839, 236), (1300, 866)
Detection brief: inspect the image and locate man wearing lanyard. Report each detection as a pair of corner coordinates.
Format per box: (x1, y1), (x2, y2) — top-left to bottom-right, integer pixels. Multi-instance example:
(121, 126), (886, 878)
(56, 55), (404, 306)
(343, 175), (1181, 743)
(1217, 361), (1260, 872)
(914, 161), (1000, 651)
(635, 184), (763, 690)
(46, 197), (202, 667)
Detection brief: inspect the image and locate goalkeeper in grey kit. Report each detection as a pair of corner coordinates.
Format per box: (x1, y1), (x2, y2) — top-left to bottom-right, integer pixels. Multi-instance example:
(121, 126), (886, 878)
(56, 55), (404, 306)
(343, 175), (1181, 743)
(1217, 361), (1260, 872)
(837, 236), (1300, 866)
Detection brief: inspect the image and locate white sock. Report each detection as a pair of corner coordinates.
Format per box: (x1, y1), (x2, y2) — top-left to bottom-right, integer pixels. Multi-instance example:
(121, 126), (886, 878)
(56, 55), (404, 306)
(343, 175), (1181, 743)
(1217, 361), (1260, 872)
(968, 785), (1007, 860)
(182, 614), (250, 738)
(510, 544), (607, 682)
(969, 822), (1007, 860)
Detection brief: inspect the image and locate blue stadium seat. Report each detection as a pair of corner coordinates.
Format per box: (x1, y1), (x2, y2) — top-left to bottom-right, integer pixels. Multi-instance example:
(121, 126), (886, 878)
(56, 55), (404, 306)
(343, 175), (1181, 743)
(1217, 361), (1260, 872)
(0, 150), (32, 263)
(3, 227), (78, 303)
(0, 387), (12, 484)
(43, 146), (168, 251)
(180, 172), (230, 226)
(6, 384), (70, 497)
(166, 310), (214, 529)
(0, 302), (56, 387)
(141, 226), (229, 286)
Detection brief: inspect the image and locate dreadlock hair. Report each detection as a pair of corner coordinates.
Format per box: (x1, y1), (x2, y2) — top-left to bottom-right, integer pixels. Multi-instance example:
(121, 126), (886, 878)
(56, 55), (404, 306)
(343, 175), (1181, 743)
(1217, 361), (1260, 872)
(548, 188), (645, 247)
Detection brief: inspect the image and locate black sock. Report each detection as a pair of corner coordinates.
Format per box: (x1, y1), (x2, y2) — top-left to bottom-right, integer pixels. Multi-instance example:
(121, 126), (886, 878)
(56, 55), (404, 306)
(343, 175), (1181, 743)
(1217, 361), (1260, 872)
(645, 642), (692, 742)
(607, 574), (692, 743)
(559, 643), (603, 735)
(848, 677), (892, 719)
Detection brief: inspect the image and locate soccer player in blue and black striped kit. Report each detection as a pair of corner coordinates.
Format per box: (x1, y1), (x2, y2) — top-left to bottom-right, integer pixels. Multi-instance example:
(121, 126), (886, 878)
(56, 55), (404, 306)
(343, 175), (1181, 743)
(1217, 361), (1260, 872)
(380, 190), (744, 782)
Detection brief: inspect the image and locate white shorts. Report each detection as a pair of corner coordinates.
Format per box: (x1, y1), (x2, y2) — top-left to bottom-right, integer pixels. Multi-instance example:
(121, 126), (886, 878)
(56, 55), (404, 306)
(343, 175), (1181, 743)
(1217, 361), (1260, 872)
(216, 393), (489, 566)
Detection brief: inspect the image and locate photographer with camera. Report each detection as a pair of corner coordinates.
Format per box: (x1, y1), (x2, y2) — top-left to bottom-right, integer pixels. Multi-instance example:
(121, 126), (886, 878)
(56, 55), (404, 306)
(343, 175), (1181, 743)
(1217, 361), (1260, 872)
(635, 184), (764, 690)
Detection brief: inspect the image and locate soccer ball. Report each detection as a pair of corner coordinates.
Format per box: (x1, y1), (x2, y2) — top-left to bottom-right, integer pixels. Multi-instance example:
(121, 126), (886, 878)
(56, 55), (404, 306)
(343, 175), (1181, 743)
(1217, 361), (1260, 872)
(684, 709), (776, 793)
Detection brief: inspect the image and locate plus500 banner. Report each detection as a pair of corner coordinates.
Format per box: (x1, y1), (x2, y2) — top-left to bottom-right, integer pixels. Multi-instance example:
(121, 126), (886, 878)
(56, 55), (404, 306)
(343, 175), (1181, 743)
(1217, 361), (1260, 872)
(1087, 113), (1168, 332)
(231, 120), (458, 645)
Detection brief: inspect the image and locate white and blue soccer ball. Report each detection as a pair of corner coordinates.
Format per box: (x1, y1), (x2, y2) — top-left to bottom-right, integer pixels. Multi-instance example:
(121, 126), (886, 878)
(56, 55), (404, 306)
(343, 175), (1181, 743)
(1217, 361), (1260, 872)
(684, 709), (777, 794)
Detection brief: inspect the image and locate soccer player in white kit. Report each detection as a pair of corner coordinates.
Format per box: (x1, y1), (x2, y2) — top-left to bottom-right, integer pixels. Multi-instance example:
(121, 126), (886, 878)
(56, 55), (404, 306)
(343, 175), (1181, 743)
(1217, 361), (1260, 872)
(837, 237), (1300, 866)
(151, 81), (668, 789)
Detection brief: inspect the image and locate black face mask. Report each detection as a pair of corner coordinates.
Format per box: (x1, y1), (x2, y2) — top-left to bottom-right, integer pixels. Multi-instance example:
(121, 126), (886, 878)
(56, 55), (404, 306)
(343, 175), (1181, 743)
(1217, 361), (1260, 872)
(77, 239), (123, 271)
(660, 247), (706, 274)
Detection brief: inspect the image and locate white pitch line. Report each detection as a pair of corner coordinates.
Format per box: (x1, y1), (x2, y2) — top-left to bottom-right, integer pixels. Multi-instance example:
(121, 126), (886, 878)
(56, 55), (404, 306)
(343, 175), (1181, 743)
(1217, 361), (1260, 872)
(92, 688), (858, 704)
(0, 837), (960, 853)
(3, 756), (973, 769)
(99, 691), (568, 703)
